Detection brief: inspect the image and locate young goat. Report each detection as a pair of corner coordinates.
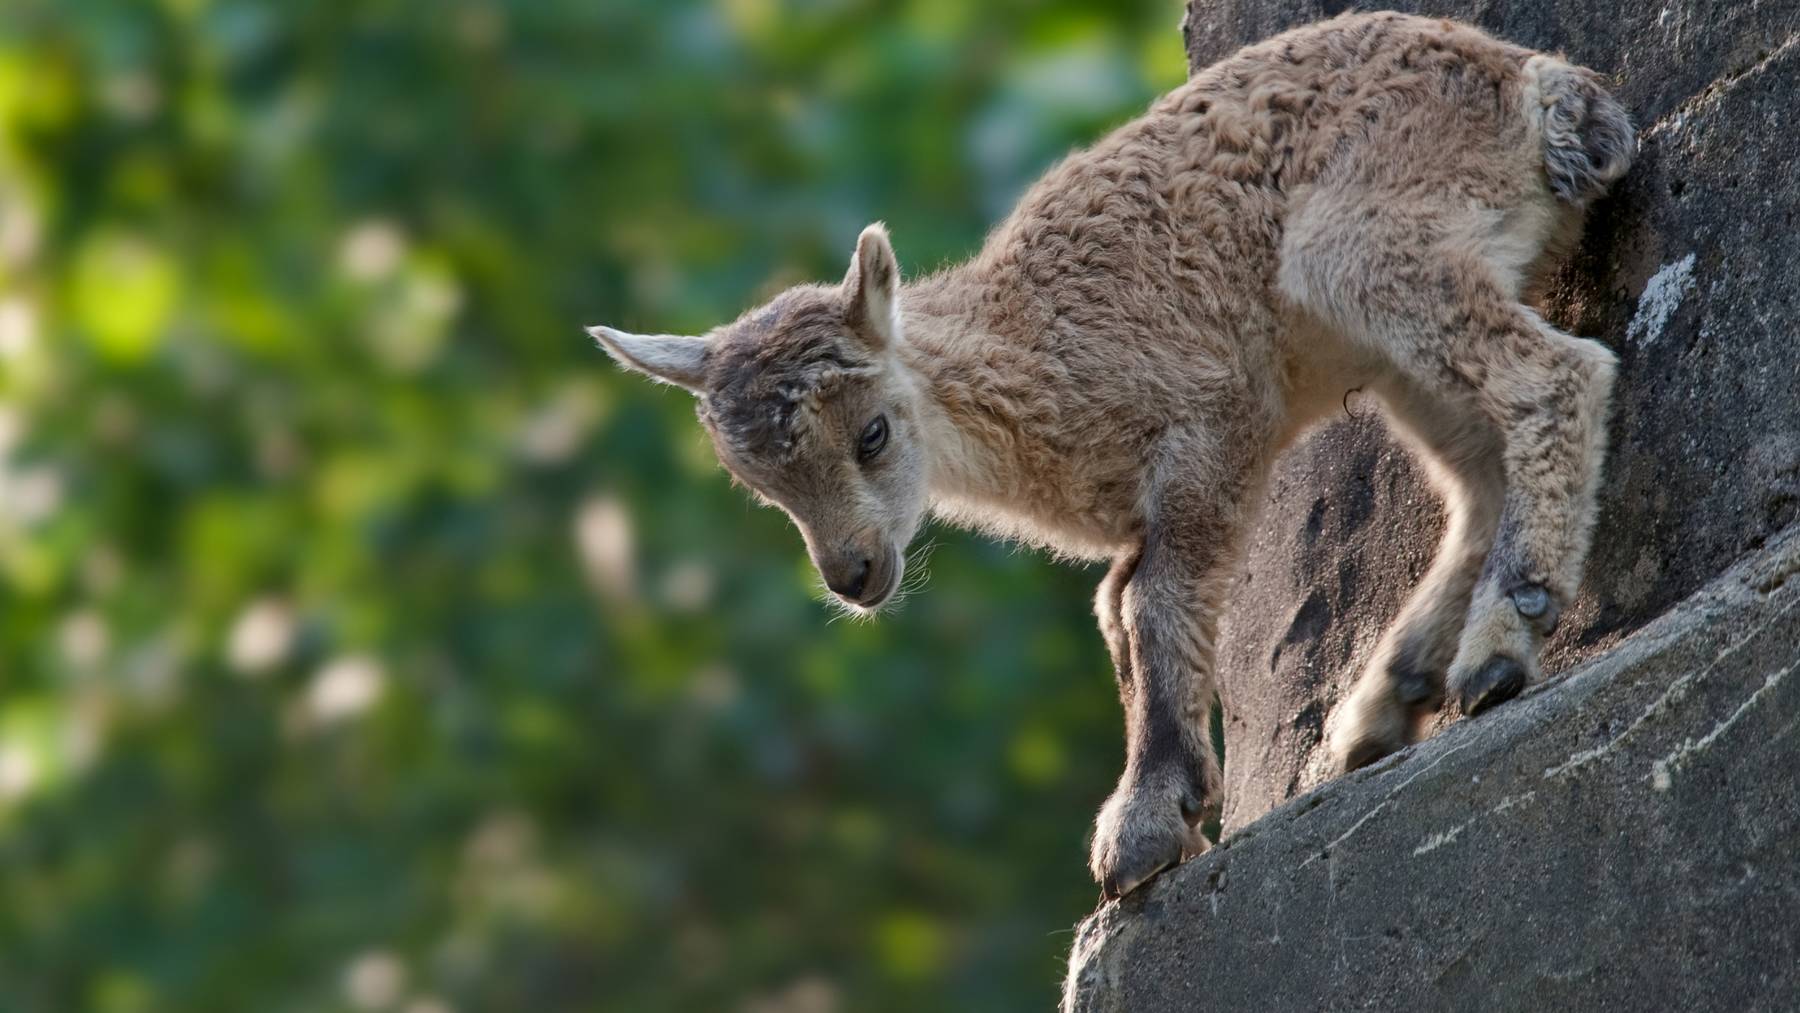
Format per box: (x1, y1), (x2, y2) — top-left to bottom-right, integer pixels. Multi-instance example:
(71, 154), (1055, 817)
(591, 12), (1633, 899)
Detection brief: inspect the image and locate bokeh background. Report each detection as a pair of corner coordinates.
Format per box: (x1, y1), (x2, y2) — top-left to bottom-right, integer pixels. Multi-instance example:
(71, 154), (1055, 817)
(0, 1), (1192, 1009)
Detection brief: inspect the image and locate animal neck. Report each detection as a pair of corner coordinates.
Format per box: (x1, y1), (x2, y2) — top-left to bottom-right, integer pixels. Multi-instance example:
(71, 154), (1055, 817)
(894, 268), (1037, 511)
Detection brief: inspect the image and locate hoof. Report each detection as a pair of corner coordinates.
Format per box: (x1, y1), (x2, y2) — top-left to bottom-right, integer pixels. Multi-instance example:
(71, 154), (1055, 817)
(1341, 735), (1400, 773)
(1328, 678), (1418, 774)
(1181, 822), (1212, 861)
(1099, 838), (1182, 900)
(1459, 655), (1526, 716)
(1385, 636), (1445, 710)
(1091, 781), (1197, 901)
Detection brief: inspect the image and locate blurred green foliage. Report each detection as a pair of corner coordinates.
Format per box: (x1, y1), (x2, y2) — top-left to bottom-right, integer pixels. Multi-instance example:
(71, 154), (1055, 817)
(0, 0), (1189, 1009)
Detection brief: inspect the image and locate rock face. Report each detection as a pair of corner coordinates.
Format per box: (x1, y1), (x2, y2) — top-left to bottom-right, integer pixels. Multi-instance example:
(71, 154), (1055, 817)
(1185, 0), (1800, 833)
(1064, 3), (1800, 1007)
(1065, 526), (1800, 1011)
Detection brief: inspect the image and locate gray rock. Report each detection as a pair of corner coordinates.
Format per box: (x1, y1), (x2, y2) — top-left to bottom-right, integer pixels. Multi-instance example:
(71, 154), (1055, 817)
(1066, 525), (1800, 1011)
(1188, 0), (1800, 832)
(1062, 5), (1800, 1007)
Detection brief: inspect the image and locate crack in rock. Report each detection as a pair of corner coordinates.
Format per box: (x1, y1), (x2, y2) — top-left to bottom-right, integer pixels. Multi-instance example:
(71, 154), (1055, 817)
(1410, 790), (1538, 856)
(1650, 661), (1794, 790)
(1300, 741), (1472, 868)
(1541, 595), (1800, 780)
(1643, 30), (1800, 139)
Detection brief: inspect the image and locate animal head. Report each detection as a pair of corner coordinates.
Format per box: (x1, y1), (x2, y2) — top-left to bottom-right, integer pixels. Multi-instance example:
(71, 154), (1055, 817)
(591, 224), (928, 613)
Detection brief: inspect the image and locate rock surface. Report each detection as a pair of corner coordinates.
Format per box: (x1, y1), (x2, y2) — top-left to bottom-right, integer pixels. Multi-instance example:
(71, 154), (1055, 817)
(1185, 0), (1800, 832)
(1063, 4), (1800, 1007)
(1065, 526), (1800, 1011)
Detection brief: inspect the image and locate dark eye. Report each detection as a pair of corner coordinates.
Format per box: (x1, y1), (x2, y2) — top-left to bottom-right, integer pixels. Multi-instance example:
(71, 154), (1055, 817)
(857, 415), (889, 461)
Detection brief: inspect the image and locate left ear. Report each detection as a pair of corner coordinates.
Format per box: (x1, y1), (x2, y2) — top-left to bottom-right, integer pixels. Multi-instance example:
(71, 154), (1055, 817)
(842, 223), (900, 350)
(587, 325), (711, 395)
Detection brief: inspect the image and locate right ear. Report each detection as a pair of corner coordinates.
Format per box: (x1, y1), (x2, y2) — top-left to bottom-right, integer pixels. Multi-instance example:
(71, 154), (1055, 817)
(588, 325), (711, 395)
(842, 223), (900, 350)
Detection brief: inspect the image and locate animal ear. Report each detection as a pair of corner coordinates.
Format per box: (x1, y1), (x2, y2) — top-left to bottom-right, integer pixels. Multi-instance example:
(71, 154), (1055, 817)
(587, 325), (711, 394)
(842, 222), (900, 350)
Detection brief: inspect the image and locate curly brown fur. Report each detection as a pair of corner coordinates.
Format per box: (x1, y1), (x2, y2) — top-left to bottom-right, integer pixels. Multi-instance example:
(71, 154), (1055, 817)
(592, 12), (1633, 898)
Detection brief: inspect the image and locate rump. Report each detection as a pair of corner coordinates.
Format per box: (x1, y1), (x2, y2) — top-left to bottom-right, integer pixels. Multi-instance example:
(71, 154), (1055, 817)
(1524, 54), (1636, 204)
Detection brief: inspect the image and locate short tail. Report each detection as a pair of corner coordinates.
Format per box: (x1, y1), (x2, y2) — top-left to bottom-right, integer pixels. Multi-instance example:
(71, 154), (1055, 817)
(1525, 55), (1636, 204)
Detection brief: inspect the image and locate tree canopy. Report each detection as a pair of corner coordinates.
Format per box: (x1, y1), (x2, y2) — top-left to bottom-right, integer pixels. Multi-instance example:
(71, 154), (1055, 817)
(0, 1), (1188, 1009)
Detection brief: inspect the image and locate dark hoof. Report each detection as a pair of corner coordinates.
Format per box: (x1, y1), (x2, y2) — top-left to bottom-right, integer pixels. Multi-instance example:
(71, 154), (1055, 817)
(1101, 856), (1173, 903)
(1342, 736), (1399, 773)
(1460, 655), (1526, 716)
(1101, 844), (1180, 901)
(1387, 637), (1445, 710)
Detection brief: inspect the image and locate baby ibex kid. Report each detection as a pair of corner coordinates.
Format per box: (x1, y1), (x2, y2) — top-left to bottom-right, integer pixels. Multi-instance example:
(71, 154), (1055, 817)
(591, 12), (1633, 898)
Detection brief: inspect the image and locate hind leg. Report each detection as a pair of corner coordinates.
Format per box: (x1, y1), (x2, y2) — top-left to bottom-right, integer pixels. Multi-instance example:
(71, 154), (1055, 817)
(1330, 380), (1504, 770)
(1444, 316), (1615, 713)
(1285, 194), (1616, 726)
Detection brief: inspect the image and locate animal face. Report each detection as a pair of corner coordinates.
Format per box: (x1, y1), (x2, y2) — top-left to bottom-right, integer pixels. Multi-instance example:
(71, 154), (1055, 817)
(591, 224), (927, 612)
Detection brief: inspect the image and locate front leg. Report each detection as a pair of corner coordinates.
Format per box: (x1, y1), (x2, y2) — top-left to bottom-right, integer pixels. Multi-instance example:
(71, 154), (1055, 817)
(1090, 512), (1234, 899)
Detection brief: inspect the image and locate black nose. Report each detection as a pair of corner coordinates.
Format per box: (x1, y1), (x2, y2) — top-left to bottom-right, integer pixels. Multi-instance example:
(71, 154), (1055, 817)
(828, 557), (872, 600)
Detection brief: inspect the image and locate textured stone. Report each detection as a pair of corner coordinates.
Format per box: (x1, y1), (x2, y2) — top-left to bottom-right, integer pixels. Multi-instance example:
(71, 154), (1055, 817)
(1062, 4), (1800, 1007)
(1186, 0), (1800, 831)
(1066, 526), (1800, 1011)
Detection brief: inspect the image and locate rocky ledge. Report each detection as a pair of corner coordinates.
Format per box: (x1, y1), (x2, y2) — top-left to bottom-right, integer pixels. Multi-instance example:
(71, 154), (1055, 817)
(1065, 526), (1800, 1010)
(1063, 1), (1800, 1007)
